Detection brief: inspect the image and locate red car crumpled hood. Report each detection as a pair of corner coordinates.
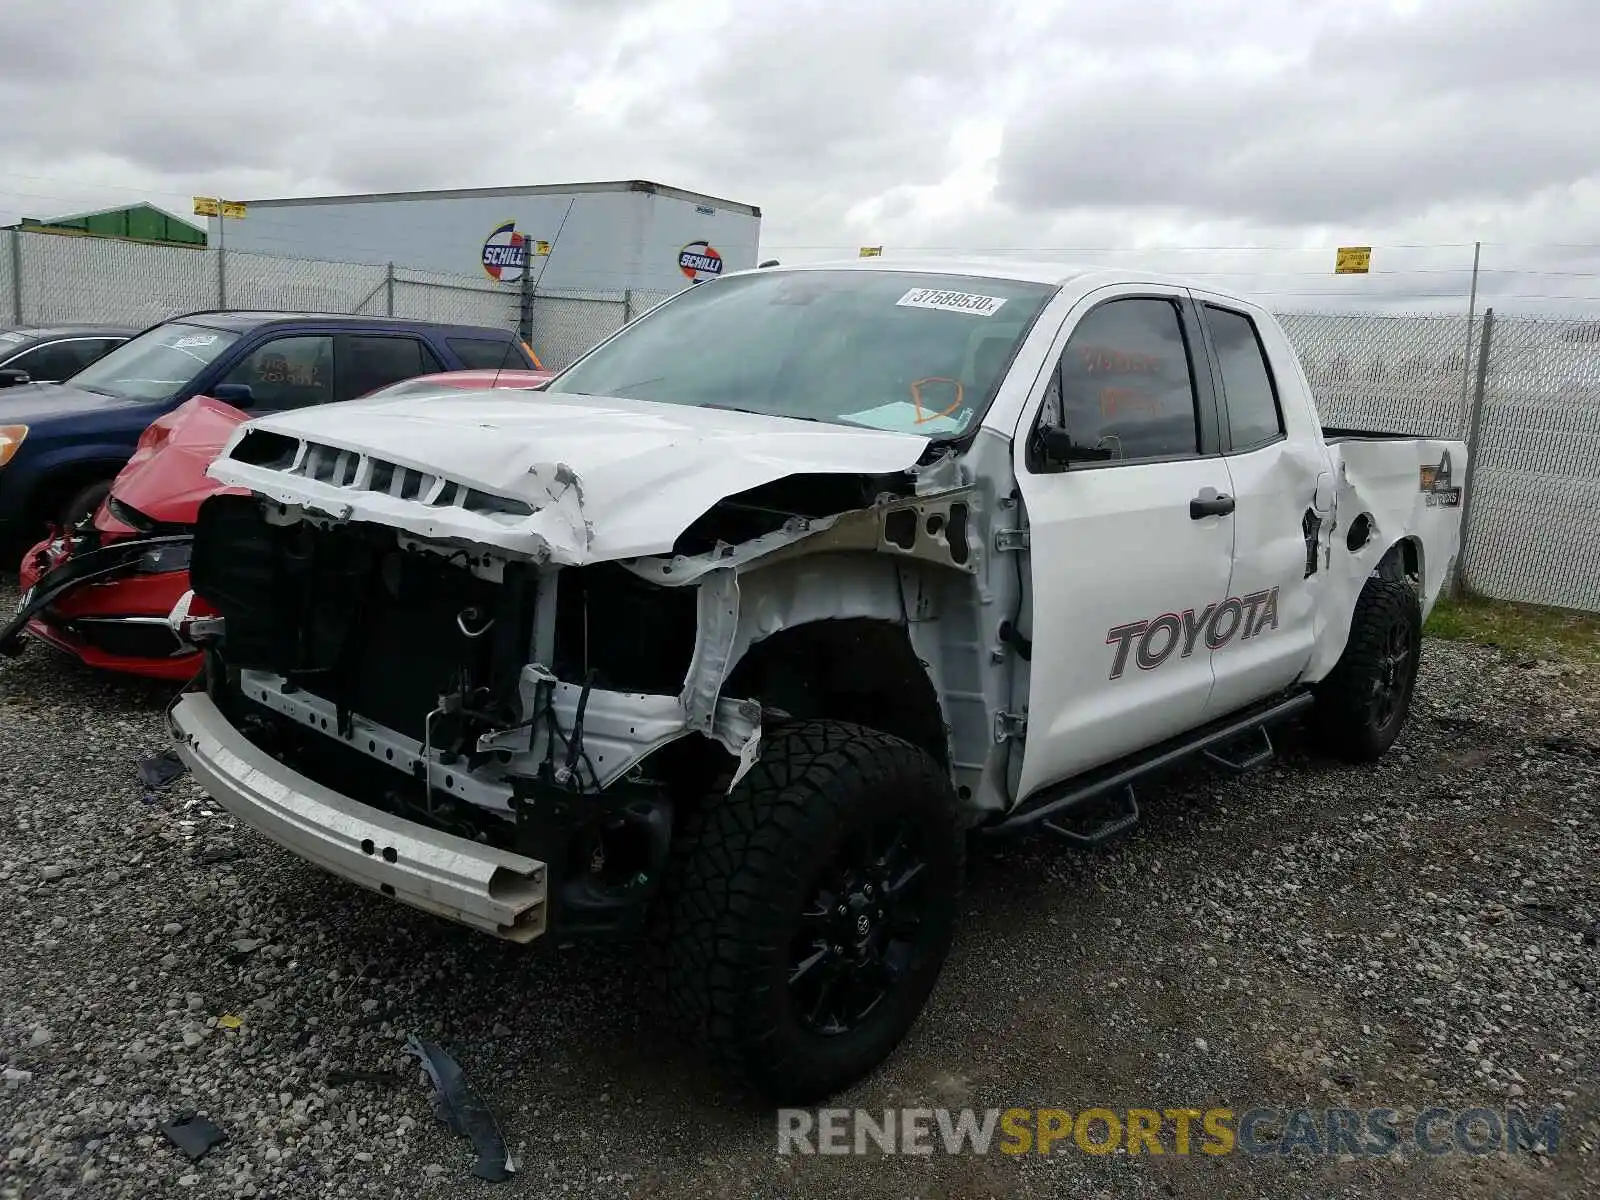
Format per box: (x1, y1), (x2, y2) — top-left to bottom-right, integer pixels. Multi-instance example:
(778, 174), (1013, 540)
(110, 395), (250, 526)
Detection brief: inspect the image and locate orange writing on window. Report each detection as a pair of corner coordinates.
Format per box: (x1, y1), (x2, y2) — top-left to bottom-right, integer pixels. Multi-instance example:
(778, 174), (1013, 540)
(909, 377), (964, 424)
(1099, 386), (1159, 418)
(257, 356), (322, 388)
(1077, 345), (1164, 375)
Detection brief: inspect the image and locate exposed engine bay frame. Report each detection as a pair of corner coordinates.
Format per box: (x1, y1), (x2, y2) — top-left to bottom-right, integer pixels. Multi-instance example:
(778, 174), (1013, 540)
(213, 456), (1011, 825)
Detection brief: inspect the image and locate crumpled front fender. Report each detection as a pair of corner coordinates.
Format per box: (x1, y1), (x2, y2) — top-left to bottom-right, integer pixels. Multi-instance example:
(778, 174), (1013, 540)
(0, 533), (194, 657)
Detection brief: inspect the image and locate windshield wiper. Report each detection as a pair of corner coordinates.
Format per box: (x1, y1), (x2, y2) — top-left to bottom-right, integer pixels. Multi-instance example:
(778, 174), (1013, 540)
(702, 402), (824, 423)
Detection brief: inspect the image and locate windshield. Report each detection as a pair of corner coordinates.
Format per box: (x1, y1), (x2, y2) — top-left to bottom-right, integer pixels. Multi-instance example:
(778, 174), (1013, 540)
(553, 269), (1058, 437)
(69, 322), (239, 400)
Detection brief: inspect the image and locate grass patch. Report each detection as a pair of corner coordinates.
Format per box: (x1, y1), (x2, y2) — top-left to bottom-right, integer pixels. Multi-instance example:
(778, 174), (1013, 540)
(1425, 593), (1600, 663)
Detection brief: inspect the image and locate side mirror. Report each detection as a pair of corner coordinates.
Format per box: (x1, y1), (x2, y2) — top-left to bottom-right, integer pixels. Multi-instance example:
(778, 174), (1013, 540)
(0, 368), (31, 389)
(209, 383), (254, 406)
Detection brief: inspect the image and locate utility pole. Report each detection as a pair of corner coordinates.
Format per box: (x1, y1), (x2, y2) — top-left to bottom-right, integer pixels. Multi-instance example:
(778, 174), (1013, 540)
(194, 195), (246, 308)
(1456, 240), (1481, 438)
(8, 232), (22, 324)
(1453, 307), (1495, 598)
(521, 199), (574, 342)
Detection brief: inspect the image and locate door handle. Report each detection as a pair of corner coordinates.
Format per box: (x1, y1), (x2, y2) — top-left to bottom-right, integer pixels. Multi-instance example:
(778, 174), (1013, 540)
(1190, 492), (1236, 519)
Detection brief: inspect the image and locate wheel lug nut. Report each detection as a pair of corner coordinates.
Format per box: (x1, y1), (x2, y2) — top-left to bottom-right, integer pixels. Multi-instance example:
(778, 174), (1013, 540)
(836, 905), (847, 916)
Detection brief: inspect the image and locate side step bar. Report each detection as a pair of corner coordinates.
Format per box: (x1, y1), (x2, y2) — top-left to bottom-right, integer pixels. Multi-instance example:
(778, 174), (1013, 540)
(981, 689), (1316, 842)
(1040, 784), (1140, 847)
(1203, 726), (1277, 773)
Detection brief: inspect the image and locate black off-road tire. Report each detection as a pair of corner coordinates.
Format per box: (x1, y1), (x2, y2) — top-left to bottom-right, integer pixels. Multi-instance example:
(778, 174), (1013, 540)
(1312, 577), (1423, 762)
(653, 719), (963, 1104)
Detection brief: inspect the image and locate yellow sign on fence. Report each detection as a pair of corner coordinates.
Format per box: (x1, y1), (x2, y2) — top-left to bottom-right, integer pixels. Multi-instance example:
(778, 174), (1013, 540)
(859, 246), (883, 257)
(532, 240), (552, 257)
(193, 196), (247, 220)
(1335, 246), (1372, 274)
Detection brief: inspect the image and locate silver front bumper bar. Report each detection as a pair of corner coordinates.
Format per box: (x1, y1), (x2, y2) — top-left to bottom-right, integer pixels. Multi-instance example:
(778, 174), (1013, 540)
(169, 693), (548, 942)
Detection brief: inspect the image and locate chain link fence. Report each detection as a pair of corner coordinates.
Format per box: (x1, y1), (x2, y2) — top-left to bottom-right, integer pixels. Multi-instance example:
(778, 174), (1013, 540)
(0, 229), (657, 370)
(527, 287), (675, 370)
(1457, 313), (1600, 612)
(224, 250), (390, 317)
(1278, 312), (1475, 439)
(390, 265), (517, 330)
(1283, 308), (1600, 612)
(0, 228), (536, 335)
(3, 227), (1597, 610)
(10, 229), (220, 326)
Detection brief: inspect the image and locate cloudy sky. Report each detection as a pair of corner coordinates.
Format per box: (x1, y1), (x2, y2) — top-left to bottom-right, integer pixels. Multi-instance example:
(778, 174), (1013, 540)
(4, 0), (1600, 312)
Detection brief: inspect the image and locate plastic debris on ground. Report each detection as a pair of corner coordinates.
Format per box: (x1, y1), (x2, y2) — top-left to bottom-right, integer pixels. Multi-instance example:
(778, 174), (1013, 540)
(159, 1111), (229, 1161)
(137, 749), (188, 791)
(404, 1035), (516, 1182)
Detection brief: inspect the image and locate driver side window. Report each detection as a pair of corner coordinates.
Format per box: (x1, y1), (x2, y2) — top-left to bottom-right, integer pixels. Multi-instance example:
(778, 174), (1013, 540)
(1044, 297), (1202, 464)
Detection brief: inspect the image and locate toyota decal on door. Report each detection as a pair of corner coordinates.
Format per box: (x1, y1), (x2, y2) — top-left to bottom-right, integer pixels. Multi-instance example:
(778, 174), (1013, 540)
(1105, 588), (1281, 679)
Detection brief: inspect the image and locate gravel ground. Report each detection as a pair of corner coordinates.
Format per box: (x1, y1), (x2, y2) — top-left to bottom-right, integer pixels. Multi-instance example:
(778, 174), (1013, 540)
(2, 571), (1597, 1199)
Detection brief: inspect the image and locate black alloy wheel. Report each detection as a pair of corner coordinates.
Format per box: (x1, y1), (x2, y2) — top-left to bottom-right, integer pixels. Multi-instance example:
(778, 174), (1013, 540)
(789, 817), (933, 1036)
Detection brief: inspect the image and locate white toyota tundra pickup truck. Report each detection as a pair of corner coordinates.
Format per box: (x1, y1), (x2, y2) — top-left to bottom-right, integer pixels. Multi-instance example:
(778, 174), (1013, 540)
(168, 260), (1466, 1102)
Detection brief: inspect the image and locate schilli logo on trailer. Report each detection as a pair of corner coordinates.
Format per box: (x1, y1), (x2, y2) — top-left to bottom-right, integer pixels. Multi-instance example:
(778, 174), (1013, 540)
(482, 221), (529, 283)
(679, 241), (723, 282)
(1105, 588), (1280, 680)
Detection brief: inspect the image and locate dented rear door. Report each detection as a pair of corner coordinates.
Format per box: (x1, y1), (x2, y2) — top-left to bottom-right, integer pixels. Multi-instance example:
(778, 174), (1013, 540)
(1188, 292), (1332, 716)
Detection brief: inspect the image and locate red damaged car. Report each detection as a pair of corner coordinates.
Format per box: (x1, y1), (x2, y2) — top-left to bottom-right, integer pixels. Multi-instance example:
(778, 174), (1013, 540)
(3, 369), (552, 679)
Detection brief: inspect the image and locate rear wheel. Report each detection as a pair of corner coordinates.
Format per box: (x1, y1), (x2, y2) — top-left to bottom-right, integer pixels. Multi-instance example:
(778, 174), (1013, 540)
(655, 719), (962, 1103)
(1313, 577), (1423, 761)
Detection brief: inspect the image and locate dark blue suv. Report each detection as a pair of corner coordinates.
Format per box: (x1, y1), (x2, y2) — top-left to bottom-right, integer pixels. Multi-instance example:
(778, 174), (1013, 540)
(0, 311), (536, 544)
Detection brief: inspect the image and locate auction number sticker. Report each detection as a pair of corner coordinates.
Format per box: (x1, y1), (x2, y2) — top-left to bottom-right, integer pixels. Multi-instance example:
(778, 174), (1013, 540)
(896, 287), (1008, 317)
(172, 335), (218, 349)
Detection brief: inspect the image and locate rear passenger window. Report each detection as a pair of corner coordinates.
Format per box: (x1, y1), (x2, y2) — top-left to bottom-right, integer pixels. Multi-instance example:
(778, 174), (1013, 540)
(1206, 305), (1283, 449)
(447, 337), (525, 370)
(342, 336), (442, 400)
(1052, 298), (1200, 462)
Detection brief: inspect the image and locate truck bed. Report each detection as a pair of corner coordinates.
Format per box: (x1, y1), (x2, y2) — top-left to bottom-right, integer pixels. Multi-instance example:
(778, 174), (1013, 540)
(1321, 425), (1438, 442)
(1326, 434), (1468, 605)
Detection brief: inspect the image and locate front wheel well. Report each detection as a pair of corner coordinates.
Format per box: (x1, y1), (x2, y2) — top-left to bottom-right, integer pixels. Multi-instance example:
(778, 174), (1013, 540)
(26, 461), (123, 526)
(722, 617), (949, 768)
